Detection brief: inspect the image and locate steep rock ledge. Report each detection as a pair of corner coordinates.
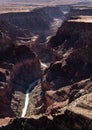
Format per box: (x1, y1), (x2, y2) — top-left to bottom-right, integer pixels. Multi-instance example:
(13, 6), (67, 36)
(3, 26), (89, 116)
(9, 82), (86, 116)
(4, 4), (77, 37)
(0, 5), (65, 41)
(42, 6), (92, 112)
(0, 5), (92, 130)
(0, 92), (92, 130)
(0, 33), (41, 117)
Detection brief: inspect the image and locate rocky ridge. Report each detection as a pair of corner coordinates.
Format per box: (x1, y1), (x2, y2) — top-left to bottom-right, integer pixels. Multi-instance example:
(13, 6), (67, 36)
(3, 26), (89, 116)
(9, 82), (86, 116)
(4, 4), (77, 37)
(0, 5), (67, 42)
(0, 91), (92, 130)
(42, 6), (92, 111)
(0, 32), (41, 118)
(0, 5), (92, 130)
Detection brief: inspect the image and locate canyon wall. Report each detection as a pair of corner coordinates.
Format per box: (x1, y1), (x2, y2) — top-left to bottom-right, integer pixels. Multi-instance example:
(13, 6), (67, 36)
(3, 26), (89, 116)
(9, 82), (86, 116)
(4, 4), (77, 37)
(41, 6), (92, 126)
(0, 32), (41, 117)
(0, 6), (65, 41)
(0, 91), (92, 130)
(0, 5), (92, 130)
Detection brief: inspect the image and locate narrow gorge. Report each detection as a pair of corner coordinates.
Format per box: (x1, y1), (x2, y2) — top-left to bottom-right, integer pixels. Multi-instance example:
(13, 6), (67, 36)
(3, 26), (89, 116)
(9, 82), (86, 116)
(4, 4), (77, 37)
(0, 2), (92, 130)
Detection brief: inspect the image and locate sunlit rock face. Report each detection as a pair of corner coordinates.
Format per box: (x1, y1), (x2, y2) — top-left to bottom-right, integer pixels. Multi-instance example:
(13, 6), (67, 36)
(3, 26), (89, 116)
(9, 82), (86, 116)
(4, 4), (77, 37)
(0, 7), (61, 31)
(0, 5), (66, 43)
(48, 6), (92, 48)
(0, 4), (92, 130)
(42, 6), (92, 113)
(0, 90), (92, 130)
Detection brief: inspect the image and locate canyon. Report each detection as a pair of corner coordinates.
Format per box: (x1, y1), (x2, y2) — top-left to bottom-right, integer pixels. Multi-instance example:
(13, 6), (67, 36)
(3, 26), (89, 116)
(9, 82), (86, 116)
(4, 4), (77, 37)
(0, 5), (69, 42)
(0, 2), (92, 130)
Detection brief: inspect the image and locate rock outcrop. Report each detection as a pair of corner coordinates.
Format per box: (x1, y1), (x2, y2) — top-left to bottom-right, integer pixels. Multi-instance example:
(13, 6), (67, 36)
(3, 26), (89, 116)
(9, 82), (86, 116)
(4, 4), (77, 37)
(0, 91), (92, 130)
(42, 6), (92, 114)
(0, 5), (66, 119)
(42, 44), (92, 92)
(0, 32), (41, 117)
(0, 5), (92, 130)
(45, 78), (92, 111)
(0, 6), (64, 42)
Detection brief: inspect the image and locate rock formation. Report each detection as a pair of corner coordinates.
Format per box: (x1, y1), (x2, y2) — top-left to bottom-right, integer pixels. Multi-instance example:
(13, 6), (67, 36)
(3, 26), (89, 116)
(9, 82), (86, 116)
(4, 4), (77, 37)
(0, 91), (92, 130)
(0, 6), (64, 42)
(0, 32), (41, 117)
(40, 6), (92, 129)
(0, 5), (92, 130)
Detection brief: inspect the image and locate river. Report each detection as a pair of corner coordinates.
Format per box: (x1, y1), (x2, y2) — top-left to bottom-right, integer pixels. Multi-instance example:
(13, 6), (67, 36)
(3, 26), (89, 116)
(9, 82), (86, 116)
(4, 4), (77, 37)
(21, 62), (47, 117)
